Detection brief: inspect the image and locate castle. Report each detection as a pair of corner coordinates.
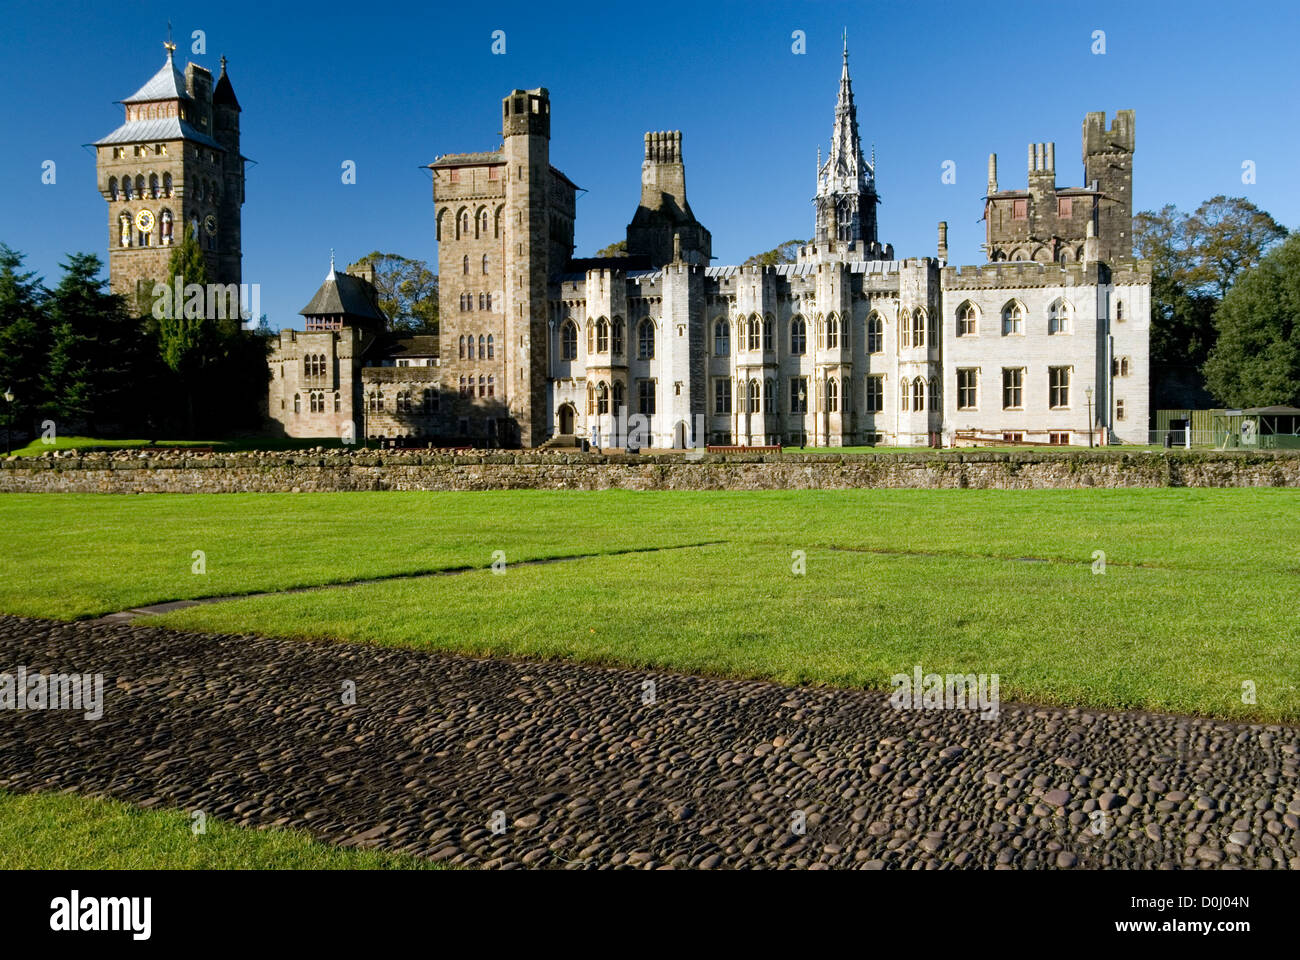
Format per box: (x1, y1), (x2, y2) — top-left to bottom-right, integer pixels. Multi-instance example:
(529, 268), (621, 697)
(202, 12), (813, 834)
(95, 40), (245, 304)
(100, 42), (1149, 448)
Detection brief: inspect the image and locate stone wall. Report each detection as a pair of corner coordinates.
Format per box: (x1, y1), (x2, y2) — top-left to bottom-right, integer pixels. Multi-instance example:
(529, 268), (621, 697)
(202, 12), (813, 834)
(3, 449), (1298, 494)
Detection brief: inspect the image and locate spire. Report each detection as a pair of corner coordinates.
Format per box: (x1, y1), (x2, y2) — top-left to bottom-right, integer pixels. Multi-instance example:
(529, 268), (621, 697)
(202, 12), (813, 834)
(327, 249), (336, 279)
(819, 35), (868, 194)
(811, 39), (880, 252)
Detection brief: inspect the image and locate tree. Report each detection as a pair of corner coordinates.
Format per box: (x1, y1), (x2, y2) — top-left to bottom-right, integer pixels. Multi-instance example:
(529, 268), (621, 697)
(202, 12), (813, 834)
(353, 252), (438, 335)
(1203, 233), (1300, 408)
(155, 227), (215, 435)
(0, 244), (48, 441)
(42, 253), (152, 435)
(1133, 197), (1287, 408)
(743, 240), (806, 267)
(594, 240), (628, 258)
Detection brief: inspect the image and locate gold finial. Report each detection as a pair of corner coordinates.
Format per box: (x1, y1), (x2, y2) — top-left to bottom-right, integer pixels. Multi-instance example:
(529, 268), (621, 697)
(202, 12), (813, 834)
(164, 21), (176, 56)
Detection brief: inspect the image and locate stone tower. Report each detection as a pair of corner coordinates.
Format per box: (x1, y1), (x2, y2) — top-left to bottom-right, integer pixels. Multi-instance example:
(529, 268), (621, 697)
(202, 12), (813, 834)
(1083, 110), (1135, 262)
(626, 130), (712, 267)
(814, 39), (879, 250)
(95, 40), (244, 307)
(502, 88), (554, 448)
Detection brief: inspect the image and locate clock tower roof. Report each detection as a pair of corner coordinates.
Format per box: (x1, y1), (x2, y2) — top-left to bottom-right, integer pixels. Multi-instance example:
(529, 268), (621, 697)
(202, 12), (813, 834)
(122, 46), (192, 104)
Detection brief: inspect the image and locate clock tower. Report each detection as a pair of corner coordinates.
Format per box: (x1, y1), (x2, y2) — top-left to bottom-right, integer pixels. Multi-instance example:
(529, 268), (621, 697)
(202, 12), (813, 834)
(94, 40), (245, 309)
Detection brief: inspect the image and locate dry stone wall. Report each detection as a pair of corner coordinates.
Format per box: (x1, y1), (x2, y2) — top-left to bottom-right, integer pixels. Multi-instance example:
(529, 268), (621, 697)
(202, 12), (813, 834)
(2, 449), (1299, 493)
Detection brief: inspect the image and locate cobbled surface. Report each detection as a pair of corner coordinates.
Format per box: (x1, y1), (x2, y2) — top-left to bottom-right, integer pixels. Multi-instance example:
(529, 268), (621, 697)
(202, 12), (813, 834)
(1, 615), (1298, 870)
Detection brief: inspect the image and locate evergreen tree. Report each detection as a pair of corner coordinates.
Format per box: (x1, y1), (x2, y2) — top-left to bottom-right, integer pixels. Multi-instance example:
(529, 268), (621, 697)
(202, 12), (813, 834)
(156, 226), (214, 435)
(0, 244), (48, 444)
(1204, 233), (1300, 408)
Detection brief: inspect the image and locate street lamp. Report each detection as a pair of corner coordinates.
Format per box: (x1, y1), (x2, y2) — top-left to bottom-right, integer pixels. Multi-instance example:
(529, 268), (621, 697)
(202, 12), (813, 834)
(1084, 385), (1094, 448)
(3, 388), (14, 457)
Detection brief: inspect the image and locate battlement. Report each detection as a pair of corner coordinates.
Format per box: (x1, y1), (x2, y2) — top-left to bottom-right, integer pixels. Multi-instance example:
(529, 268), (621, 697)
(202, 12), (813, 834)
(944, 260), (1100, 289)
(502, 88), (550, 139)
(645, 131), (682, 164)
(1083, 110), (1135, 157)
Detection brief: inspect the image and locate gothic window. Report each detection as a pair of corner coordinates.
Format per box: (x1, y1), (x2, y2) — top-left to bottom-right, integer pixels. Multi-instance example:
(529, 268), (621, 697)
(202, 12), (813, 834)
(912, 378), (926, 411)
(790, 317), (806, 355)
(494, 206), (503, 238)
(762, 316), (773, 351)
(1048, 298), (1072, 335)
(334, 392), (341, 412)
(713, 320), (730, 357)
(597, 381), (610, 415)
(867, 312), (883, 353)
(463, 255), (469, 275)
(303, 356), (311, 378)
(596, 318), (610, 353)
(747, 378), (760, 413)
(900, 378), (910, 412)
(613, 380), (625, 412)
(826, 315), (839, 350)
(911, 309), (926, 348)
(487, 334), (494, 359)
(587, 323), (595, 354)
(929, 378), (940, 409)
(293, 393), (301, 414)
(122, 177), (133, 200)
(866, 375), (884, 413)
(957, 301), (977, 337)
(638, 320), (655, 359)
(478, 335), (485, 359)
(457, 209), (469, 239)
(747, 317), (760, 352)
(482, 254), (489, 275)
(135, 175), (145, 200)
(1001, 300), (1024, 336)
(586, 381), (594, 415)
(477, 208), (488, 237)
(149, 173), (159, 199)
(458, 335), (466, 359)
(826, 377), (839, 413)
(162, 173), (171, 198)
(478, 293), (485, 310)
(436, 209), (447, 242)
(108, 177), (119, 200)
(612, 318), (624, 355)
(485, 292), (492, 311)
(927, 310), (937, 346)
(562, 321), (578, 360)
(790, 377), (807, 414)
(763, 377), (774, 413)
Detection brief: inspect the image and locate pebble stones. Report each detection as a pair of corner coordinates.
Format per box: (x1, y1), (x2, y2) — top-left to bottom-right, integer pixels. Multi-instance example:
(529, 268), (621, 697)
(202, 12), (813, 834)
(0, 613), (1295, 870)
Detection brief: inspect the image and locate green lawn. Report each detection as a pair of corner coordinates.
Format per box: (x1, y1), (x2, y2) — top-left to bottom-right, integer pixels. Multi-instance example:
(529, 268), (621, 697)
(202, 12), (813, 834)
(0, 790), (441, 869)
(6, 434), (350, 457)
(1, 489), (1297, 720)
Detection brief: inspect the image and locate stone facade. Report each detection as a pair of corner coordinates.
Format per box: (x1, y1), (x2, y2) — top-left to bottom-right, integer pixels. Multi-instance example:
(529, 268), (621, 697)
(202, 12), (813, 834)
(4, 450), (1297, 494)
(95, 42), (244, 305)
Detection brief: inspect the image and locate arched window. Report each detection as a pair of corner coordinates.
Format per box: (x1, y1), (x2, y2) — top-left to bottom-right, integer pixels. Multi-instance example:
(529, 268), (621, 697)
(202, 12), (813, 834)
(927, 310), (937, 346)
(612, 318), (624, 355)
(436, 208), (447, 242)
(900, 378), (910, 412)
(747, 316), (760, 352)
(334, 392), (341, 412)
(587, 322), (595, 354)
(463, 255), (469, 275)
(790, 317), (806, 355)
(458, 335), (466, 359)
(303, 356), (311, 378)
(478, 293), (485, 310)
(163, 172), (172, 197)
(477, 208), (488, 237)
(713, 319), (730, 356)
(135, 175), (145, 200)
(160, 209), (173, 245)
(149, 173), (159, 198)
(562, 321), (578, 360)
(747, 378), (760, 413)
(763, 377), (775, 413)
(912, 309), (926, 348)
(912, 378), (926, 411)
(1115, 300), (1125, 322)
(1002, 300), (1024, 335)
(826, 315), (839, 350)
(826, 377), (839, 413)
(457, 209), (469, 239)
(1048, 298), (1072, 335)
(108, 177), (119, 200)
(867, 312), (883, 353)
(293, 393), (301, 414)
(928, 377), (939, 409)
(481, 254), (489, 275)
(494, 205), (503, 238)
(957, 301), (977, 337)
(478, 335), (485, 360)
(486, 334), (494, 359)
(596, 318), (609, 353)
(638, 320), (655, 359)
(613, 380), (625, 412)
(762, 316), (773, 351)
(487, 375), (495, 397)
(596, 381), (610, 415)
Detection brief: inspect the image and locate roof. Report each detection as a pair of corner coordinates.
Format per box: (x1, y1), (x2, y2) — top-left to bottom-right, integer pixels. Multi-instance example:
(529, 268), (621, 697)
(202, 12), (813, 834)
(429, 151), (504, 167)
(386, 335), (440, 358)
(94, 115), (225, 150)
(299, 268), (388, 323)
(554, 260), (904, 283)
(123, 53), (191, 104)
(213, 62), (240, 110)
(1242, 405), (1300, 416)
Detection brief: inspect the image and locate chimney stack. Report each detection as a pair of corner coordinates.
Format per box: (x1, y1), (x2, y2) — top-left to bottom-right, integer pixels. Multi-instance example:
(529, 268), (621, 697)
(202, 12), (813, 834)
(937, 221), (949, 263)
(987, 153), (998, 194)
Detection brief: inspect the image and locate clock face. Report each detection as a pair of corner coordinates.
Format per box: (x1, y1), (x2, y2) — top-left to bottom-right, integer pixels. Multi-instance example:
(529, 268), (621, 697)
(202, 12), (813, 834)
(204, 214), (218, 236)
(134, 209), (155, 232)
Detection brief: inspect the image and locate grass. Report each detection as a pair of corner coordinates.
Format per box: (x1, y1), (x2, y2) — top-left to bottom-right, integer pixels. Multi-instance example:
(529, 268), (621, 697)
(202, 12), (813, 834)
(0, 790), (441, 869)
(1, 488), (1297, 720)
(6, 435), (350, 457)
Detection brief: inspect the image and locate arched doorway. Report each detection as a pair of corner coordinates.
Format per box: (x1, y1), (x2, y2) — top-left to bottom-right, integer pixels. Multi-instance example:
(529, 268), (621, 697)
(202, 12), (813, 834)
(672, 420), (688, 449)
(558, 403), (576, 435)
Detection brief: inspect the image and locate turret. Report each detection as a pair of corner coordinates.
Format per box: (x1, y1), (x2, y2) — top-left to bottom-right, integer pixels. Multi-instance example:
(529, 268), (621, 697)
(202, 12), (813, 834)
(626, 129), (711, 267)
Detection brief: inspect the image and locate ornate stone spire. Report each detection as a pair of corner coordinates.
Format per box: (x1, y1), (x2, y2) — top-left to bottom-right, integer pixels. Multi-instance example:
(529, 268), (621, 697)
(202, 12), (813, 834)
(813, 38), (879, 250)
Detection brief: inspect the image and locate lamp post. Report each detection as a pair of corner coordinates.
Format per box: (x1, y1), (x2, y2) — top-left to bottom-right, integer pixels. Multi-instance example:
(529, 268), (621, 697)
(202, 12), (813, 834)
(3, 388), (13, 457)
(1084, 385), (1094, 448)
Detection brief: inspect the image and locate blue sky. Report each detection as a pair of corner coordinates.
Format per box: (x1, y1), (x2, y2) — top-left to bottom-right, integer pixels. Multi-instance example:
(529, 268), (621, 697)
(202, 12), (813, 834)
(3, 0), (1297, 328)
